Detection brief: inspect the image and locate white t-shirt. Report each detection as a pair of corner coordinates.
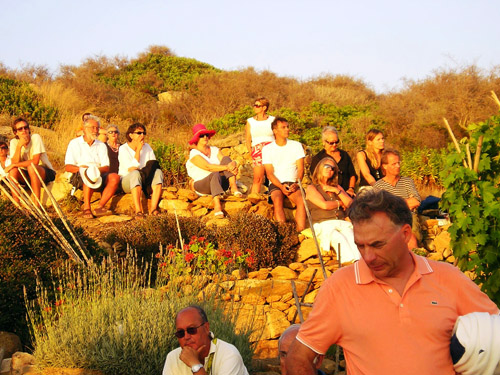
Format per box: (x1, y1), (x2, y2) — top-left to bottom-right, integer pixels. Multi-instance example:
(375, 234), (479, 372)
(10, 133), (54, 170)
(162, 337), (248, 375)
(65, 136), (109, 168)
(247, 115), (275, 146)
(186, 146), (220, 182)
(262, 140), (305, 183)
(0, 157), (11, 177)
(118, 143), (156, 177)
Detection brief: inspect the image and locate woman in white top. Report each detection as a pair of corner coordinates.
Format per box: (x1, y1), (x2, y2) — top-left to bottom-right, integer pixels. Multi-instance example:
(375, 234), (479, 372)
(0, 141), (11, 177)
(186, 124), (241, 218)
(118, 123), (163, 219)
(245, 97), (275, 194)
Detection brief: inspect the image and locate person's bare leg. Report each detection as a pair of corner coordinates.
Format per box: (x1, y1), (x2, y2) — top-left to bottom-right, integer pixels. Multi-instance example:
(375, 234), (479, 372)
(251, 165), (265, 194)
(8, 168), (22, 202)
(131, 185), (143, 213)
(213, 195), (222, 213)
(271, 190), (286, 223)
(27, 164), (46, 204)
(149, 184), (162, 214)
(98, 173), (120, 208)
(288, 190), (306, 231)
(228, 175), (239, 193)
(83, 185), (93, 211)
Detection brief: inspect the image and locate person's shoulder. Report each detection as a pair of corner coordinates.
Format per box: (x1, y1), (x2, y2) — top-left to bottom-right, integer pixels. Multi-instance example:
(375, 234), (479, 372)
(31, 133), (43, 141)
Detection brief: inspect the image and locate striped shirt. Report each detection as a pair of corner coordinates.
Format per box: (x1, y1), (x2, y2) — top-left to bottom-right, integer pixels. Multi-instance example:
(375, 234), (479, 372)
(373, 176), (421, 201)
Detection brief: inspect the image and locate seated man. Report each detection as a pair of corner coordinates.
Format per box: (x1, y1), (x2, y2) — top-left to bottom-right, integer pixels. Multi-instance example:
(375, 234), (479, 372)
(162, 305), (248, 375)
(65, 115), (120, 218)
(279, 325), (325, 375)
(6, 118), (56, 204)
(262, 117), (306, 231)
(373, 149), (421, 248)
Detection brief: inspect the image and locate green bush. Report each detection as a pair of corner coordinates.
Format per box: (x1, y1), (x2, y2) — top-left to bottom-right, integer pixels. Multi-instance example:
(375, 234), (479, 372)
(400, 148), (447, 187)
(151, 140), (188, 185)
(27, 256), (255, 375)
(0, 76), (59, 128)
(0, 199), (102, 345)
(440, 115), (500, 305)
(208, 105), (254, 136)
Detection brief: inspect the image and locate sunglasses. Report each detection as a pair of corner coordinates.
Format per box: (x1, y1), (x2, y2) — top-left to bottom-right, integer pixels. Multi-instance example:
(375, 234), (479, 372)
(108, 130), (119, 134)
(323, 164), (336, 171)
(253, 104), (263, 108)
(16, 125), (30, 132)
(325, 140), (340, 145)
(174, 322), (205, 338)
(133, 131), (146, 135)
(199, 134), (210, 139)
(0, 146), (8, 150)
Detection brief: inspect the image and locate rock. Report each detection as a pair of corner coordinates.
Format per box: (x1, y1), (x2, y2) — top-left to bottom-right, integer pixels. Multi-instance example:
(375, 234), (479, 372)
(162, 191), (177, 200)
(253, 339), (279, 360)
(10, 352), (35, 375)
(234, 143), (248, 155)
(443, 247), (453, 259)
(97, 215), (132, 223)
(270, 266), (297, 280)
(263, 309), (290, 340)
(205, 217), (230, 227)
(177, 188), (199, 201)
(1, 358), (11, 374)
(247, 193), (266, 204)
(192, 196), (214, 208)
(270, 301), (290, 311)
(106, 193), (148, 215)
(248, 269), (270, 280)
(38, 368), (105, 374)
(427, 252), (444, 261)
(298, 267), (331, 283)
(223, 200), (252, 216)
(192, 207), (208, 217)
(166, 186), (178, 192)
(296, 238), (318, 262)
(158, 91), (184, 103)
(0, 332), (21, 359)
(321, 358), (338, 375)
(41, 180), (71, 206)
(249, 201), (274, 220)
(159, 199), (191, 211)
(303, 288), (319, 304)
(288, 262), (306, 272)
(434, 231), (451, 255)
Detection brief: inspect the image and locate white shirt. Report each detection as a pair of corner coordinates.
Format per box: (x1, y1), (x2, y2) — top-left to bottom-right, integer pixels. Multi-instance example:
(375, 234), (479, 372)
(65, 136), (109, 168)
(262, 139), (305, 183)
(0, 157), (11, 177)
(248, 115), (275, 146)
(10, 133), (54, 170)
(162, 337), (248, 375)
(117, 143), (156, 177)
(186, 146), (220, 182)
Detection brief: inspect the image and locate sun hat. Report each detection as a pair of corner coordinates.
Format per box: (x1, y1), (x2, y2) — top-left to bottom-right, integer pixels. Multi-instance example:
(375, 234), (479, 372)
(188, 124), (216, 145)
(80, 165), (102, 189)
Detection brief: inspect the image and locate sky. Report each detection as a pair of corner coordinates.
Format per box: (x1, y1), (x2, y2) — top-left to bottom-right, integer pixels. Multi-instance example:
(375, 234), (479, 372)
(1, 0), (499, 93)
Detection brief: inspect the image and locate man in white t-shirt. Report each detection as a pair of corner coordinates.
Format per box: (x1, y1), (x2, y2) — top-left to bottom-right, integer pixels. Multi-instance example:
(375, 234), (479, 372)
(5, 118), (56, 204)
(65, 116), (120, 218)
(262, 117), (306, 231)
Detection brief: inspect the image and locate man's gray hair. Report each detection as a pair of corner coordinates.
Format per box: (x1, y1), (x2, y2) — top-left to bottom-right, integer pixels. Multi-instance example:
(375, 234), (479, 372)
(348, 190), (412, 227)
(322, 126), (339, 140)
(83, 115), (101, 128)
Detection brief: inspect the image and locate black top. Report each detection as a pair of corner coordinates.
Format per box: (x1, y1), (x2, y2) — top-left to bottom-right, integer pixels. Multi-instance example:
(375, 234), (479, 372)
(106, 143), (120, 174)
(307, 184), (345, 223)
(310, 149), (357, 192)
(358, 150), (382, 187)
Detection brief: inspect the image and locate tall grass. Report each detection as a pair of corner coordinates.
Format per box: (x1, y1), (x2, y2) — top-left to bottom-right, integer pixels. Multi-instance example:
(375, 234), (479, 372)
(26, 253), (255, 375)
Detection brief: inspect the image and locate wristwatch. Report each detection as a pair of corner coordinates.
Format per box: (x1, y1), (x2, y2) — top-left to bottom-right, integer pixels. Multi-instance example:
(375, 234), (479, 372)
(191, 364), (204, 373)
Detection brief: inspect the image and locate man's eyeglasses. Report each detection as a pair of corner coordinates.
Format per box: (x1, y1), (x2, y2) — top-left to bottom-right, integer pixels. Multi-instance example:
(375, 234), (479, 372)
(174, 322), (205, 338)
(133, 131), (146, 135)
(108, 130), (119, 135)
(0, 146), (8, 150)
(85, 126), (99, 131)
(253, 104), (263, 108)
(16, 125), (29, 132)
(324, 140), (340, 145)
(323, 164), (336, 171)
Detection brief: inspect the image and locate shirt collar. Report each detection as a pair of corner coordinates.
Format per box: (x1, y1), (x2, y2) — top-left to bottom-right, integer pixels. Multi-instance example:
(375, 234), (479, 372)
(354, 250), (434, 285)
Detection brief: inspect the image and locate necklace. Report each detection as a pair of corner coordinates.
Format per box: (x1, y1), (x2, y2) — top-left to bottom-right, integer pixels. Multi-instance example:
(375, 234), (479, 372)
(108, 143), (119, 152)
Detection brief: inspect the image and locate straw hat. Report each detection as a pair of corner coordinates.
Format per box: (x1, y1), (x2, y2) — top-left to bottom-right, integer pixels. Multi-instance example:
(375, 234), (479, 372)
(79, 165), (102, 189)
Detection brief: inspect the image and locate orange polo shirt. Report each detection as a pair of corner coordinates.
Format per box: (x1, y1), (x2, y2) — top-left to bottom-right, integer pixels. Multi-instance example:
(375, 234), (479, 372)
(296, 251), (499, 375)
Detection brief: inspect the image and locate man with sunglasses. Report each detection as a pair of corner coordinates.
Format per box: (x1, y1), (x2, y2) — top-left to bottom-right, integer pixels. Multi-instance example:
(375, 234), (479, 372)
(310, 126), (357, 197)
(162, 305), (248, 375)
(286, 190), (498, 375)
(5, 118), (56, 204)
(65, 115), (120, 218)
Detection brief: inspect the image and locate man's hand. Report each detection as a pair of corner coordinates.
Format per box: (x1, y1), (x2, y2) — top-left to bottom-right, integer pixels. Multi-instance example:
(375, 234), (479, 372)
(18, 136), (30, 148)
(227, 161), (238, 175)
(179, 345), (206, 367)
(281, 184), (292, 196)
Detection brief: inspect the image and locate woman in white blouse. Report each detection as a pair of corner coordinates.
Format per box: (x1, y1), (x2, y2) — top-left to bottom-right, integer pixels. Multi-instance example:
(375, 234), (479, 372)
(186, 124), (241, 219)
(118, 123), (163, 219)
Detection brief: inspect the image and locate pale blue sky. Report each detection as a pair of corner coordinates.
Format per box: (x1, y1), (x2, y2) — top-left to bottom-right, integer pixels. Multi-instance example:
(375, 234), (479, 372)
(1, 0), (499, 93)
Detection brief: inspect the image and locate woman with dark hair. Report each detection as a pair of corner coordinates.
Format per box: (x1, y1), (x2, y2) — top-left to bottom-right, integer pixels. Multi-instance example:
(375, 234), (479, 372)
(118, 123), (163, 219)
(186, 124), (241, 219)
(245, 97), (275, 194)
(356, 129), (385, 187)
(306, 157), (360, 263)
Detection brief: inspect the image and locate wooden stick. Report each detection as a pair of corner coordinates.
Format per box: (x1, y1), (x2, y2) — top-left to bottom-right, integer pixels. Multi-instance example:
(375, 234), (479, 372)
(465, 144), (473, 172)
(443, 118), (469, 169)
(491, 91), (500, 109)
(473, 136), (484, 173)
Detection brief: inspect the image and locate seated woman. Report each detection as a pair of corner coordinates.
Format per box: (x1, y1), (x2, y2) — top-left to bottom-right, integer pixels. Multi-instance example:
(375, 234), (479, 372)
(306, 157), (360, 264)
(356, 128), (385, 187)
(118, 123), (163, 219)
(0, 141), (11, 177)
(186, 124), (241, 219)
(105, 124), (121, 174)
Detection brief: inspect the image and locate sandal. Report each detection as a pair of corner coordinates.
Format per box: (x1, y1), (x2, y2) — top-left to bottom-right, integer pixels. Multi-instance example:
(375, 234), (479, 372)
(94, 206), (112, 217)
(135, 212), (145, 220)
(150, 209), (161, 216)
(232, 191), (243, 197)
(214, 211), (224, 219)
(82, 209), (95, 219)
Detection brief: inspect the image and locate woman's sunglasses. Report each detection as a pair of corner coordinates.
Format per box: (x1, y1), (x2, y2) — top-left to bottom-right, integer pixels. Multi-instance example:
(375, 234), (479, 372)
(174, 322), (205, 338)
(199, 134), (210, 138)
(323, 164), (337, 171)
(133, 131), (146, 135)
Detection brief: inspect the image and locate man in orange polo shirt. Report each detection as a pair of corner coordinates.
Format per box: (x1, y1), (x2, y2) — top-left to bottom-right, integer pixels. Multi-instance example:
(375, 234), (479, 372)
(286, 190), (499, 375)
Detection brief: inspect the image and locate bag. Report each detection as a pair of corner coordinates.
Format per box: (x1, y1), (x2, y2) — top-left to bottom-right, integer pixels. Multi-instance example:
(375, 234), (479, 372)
(69, 172), (83, 195)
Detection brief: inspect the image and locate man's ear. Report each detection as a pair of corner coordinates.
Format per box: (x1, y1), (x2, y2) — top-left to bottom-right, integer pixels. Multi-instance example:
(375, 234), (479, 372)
(402, 223), (413, 243)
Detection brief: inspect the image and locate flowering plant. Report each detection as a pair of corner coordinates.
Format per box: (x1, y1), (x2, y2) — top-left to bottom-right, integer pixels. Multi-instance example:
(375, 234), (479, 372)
(156, 236), (256, 280)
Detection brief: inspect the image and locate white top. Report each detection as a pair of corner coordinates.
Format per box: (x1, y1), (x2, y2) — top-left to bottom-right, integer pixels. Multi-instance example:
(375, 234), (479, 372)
(186, 146), (220, 182)
(248, 115), (275, 146)
(117, 143), (156, 177)
(162, 337), (248, 375)
(65, 136), (109, 168)
(262, 140), (305, 183)
(0, 157), (11, 177)
(10, 133), (54, 170)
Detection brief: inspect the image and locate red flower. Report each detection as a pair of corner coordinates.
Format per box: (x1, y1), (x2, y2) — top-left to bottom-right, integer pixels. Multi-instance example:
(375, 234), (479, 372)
(55, 299), (64, 306)
(198, 237), (205, 242)
(166, 244), (174, 250)
(155, 253), (162, 259)
(185, 253), (195, 262)
(160, 262), (167, 268)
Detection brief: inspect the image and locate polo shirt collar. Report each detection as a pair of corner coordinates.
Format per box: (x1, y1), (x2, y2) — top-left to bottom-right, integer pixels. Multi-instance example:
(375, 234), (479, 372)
(354, 250), (434, 285)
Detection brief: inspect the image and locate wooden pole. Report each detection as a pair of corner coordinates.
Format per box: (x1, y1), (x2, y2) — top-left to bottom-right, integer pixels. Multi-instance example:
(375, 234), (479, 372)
(473, 136), (484, 173)
(491, 91), (500, 109)
(443, 118), (469, 169)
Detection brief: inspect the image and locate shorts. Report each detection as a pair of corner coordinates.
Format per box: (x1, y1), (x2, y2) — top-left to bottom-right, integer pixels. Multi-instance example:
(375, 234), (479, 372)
(18, 166), (56, 185)
(251, 142), (272, 167)
(269, 181), (295, 194)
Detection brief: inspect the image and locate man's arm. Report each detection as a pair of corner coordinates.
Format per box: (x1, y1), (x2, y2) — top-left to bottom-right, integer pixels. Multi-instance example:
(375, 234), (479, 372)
(296, 157), (304, 181)
(286, 339), (320, 375)
(264, 163), (291, 196)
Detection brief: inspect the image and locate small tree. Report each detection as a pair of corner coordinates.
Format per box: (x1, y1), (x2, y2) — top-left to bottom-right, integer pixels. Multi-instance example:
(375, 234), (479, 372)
(440, 112), (500, 305)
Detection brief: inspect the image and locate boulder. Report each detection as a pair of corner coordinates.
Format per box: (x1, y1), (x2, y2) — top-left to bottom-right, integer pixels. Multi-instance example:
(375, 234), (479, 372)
(298, 267), (331, 283)
(10, 352), (35, 375)
(234, 143), (248, 156)
(253, 339), (279, 360)
(296, 238), (318, 262)
(41, 180), (71, 206)
(288, 262), (306, 272)
(434, 231), (451, 256)
(249, 201), (274, 220)
(159, 199), (191, 211)
(162, 191), (177, 200)
(262, 309), (290, 340)
(97, 215), (132, 223)
(177, 188), (199, 201)
(0, 332), (21, 360)
(303, 288), (319, 304)
(270, 266), (297, 280)
(223, 201), (252, 216)
(192, 196), (214, 208)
